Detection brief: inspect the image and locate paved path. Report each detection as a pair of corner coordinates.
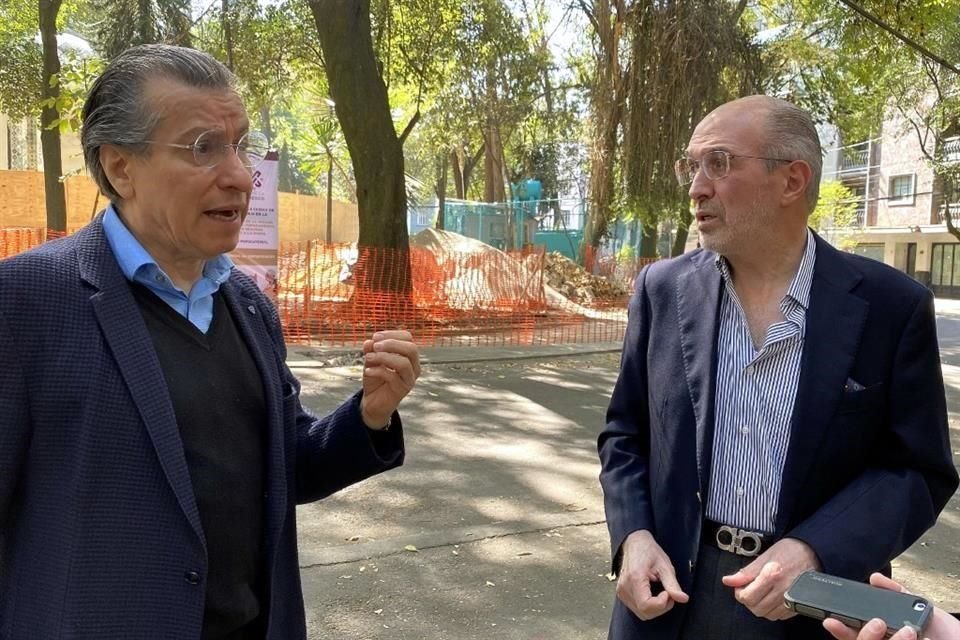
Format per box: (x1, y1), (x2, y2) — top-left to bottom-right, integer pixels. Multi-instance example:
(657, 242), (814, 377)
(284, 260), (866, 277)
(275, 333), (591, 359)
(286, 300), (960, 639)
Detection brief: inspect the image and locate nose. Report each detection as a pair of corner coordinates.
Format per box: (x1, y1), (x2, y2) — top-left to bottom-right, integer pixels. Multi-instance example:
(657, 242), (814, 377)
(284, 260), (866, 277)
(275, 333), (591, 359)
(687, 163), (714, 203)
(216, 148), (254, 194)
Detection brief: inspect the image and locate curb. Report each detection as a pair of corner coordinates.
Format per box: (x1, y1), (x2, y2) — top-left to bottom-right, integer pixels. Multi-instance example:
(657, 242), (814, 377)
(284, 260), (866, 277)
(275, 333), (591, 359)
(287, 344), (622, 368)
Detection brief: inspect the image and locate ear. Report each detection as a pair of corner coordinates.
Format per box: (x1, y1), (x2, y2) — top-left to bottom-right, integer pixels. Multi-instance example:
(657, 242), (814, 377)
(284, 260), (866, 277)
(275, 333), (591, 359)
(780, 160), (812, 209)
(98, 145), (137, 200)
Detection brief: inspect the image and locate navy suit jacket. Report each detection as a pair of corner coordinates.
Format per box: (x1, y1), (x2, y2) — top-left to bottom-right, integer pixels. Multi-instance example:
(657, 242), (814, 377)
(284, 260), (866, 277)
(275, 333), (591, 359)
(599, 233), (958, 640)
(0, 217), (404, 639)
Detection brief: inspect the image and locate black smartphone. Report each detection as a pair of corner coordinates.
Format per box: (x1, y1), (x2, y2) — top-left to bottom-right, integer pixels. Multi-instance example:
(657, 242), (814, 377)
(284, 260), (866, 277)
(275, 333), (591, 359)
(784, 571), (932, 638)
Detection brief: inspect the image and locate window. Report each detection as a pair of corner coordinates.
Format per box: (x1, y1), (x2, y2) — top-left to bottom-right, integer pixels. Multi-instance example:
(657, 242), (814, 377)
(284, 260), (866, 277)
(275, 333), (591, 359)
(931, 243), (960, 288)
(413, 211), (434, 227)
(888, 174), (915, 206)
(851, 243), (884, 262)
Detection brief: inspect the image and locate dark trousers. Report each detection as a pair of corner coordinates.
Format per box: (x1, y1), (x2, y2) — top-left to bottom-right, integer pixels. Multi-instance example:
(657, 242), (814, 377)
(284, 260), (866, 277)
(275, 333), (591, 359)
(678, 542), (789, 640)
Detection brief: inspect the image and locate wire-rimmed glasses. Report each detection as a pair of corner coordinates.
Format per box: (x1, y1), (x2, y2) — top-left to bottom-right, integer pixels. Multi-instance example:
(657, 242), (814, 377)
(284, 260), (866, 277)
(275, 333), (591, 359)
(144, 129), (270, 172)
(674, 149), (793, 186)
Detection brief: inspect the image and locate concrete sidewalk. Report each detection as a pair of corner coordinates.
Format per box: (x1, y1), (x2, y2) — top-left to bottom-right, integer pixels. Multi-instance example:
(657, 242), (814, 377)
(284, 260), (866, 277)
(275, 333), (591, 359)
(287, 341), (623, 368)
(292, 351), (623, 639)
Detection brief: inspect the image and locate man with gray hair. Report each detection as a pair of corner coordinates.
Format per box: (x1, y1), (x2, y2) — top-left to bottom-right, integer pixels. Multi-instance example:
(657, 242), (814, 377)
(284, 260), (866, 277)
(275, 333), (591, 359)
(0, 44), (420, 639)
(598, 95), (958, 640)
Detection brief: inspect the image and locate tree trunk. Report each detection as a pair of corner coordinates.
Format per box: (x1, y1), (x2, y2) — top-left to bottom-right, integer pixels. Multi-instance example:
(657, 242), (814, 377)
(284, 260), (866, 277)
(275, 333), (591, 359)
(259, 105), (273, 145)
(325, 154), (333, 243)
(639, 220), (658, 258)
(671, 206), (692, 256)
(450, 150), (465, 199)
(435, 152), (447, 230)
(310, 0), (411, 307)
(39, 0), (67, 237)
(138, 0), (154, 43)
(222, 0), (235, 72)
(482, 61), (506, 204)
(581, 0), (624, 259)
(483, 124), (506, 203)
(944, 175), (960, 243)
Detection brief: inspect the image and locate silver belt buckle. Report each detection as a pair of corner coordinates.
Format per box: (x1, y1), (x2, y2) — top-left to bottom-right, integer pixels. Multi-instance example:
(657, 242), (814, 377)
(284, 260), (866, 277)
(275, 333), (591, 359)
(715, 525), (764, 557)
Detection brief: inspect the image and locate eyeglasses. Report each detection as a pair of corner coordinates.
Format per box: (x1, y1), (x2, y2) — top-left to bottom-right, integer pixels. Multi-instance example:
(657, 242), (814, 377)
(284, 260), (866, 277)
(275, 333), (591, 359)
(143, 129), (270, 171)
(674, 149), (793, 186)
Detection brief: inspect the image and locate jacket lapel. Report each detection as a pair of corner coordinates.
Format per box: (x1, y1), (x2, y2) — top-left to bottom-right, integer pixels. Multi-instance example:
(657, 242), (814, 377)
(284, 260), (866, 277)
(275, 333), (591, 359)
(675, 251), (723, 498)
(775, 235), (867, 535)
(219, 279), (289, 556)
(77, 219), (205, 544)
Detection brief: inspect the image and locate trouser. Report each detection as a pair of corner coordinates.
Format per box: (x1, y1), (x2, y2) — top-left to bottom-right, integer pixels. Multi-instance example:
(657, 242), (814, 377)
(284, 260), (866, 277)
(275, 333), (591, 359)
(677, 542), (788, 640)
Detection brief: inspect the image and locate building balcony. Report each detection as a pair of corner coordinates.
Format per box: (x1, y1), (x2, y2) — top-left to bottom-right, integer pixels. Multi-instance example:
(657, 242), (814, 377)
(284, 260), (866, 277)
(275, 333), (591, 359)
(838, 141), (871, 175)
(854, 202), (866, 226)
(937, 202), (960, 222)
(943, 135), (960, 163)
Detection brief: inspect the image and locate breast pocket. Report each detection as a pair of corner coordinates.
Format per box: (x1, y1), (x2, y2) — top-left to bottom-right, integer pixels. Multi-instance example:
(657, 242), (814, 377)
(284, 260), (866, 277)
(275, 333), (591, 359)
(836, 382), (884, 415)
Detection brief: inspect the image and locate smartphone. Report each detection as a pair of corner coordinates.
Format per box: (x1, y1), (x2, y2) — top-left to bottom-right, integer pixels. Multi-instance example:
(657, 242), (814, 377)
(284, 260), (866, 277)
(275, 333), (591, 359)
(784, 571), (932, 638)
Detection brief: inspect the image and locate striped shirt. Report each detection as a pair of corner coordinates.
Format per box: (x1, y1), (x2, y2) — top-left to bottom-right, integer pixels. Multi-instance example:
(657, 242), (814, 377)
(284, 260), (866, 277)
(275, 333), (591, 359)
(705, 229), (816, 533)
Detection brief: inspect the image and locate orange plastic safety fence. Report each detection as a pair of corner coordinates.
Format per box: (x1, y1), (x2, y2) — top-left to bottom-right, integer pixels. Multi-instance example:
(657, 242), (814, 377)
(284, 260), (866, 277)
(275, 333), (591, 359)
(1, 228), (44, 259)
(1, 230), (635, 347)
(275, 242), (632, 347)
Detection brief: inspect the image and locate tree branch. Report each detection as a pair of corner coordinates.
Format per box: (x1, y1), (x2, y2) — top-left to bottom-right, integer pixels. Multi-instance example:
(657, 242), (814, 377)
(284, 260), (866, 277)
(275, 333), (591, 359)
(577, 0), (600, 35)
(398, 109), (421, 145)
(837, 0), (959, 75)
(465, 141), (486, 174)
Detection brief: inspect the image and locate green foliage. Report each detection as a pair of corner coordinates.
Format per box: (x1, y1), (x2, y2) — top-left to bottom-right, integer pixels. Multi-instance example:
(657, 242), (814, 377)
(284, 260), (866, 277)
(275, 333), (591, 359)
(0, 0), (96, 122)
(39, 51), (104, 132)
(0, 1), (43, 119)
(811, 180), (860, 231)
(89, 0), (191, 59)
(757, 0), (960, 141)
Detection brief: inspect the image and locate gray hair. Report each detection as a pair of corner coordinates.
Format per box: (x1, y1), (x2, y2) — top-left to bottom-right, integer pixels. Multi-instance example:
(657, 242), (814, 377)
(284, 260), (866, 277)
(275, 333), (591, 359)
(81, 44), (236, 200)
(757, 97), (823, 212)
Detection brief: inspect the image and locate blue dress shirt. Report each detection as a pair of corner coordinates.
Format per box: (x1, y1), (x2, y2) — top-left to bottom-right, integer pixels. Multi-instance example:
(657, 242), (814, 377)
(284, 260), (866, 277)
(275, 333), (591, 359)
(102, 204), (233, 333)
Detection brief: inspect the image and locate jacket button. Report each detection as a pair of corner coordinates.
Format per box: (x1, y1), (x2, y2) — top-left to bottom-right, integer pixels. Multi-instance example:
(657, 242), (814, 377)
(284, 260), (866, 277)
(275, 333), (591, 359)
(184, 570), (201, 585)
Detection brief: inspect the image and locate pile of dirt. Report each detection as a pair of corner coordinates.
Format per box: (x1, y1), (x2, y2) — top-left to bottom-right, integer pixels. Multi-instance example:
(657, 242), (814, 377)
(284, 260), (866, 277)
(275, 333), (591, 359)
(409, 228), (545, 310)
(543, 251), (629, 305)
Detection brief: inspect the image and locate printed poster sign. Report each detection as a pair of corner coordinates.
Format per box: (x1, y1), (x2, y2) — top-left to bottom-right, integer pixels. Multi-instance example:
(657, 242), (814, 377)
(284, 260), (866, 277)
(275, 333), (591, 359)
(232, 150), (279, 300)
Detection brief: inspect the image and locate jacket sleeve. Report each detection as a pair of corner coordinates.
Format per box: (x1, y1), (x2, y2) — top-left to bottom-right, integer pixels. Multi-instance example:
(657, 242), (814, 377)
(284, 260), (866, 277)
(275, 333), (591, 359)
(788, 292), (959, 579)
(289, 373), (404, 504)
(0, 309), (31, 531)
(254, 289), (405, 504)
(598, 266), (657, 573)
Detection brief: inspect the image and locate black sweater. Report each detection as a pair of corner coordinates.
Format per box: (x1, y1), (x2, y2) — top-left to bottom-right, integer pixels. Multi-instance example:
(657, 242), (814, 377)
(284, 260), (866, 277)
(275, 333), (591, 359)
(134, 285), (267, 640)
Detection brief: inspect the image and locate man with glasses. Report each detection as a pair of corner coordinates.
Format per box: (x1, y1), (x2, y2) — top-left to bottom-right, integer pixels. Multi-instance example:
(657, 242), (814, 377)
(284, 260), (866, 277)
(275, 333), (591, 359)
(598, 95), (957, 640)
(0, 44), (418, 639)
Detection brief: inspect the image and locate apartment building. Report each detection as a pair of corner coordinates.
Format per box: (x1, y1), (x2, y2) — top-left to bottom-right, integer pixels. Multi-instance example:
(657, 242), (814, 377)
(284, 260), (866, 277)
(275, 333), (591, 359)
(823, 112), (960, 297)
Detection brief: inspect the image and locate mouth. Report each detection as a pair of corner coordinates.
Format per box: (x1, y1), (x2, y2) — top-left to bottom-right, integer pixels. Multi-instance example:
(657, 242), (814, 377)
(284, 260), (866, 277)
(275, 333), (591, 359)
(696, 210), (717, 224)
(203, 207), (242, 222)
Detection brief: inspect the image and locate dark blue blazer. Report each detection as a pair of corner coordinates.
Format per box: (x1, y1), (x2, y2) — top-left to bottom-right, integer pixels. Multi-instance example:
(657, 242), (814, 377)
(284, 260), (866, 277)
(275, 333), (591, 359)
(0, 217), (404, 639)
(599, 233), (958, 640)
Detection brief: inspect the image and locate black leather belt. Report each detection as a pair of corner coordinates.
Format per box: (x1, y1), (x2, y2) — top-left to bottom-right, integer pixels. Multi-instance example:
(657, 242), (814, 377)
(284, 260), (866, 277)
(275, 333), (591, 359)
(702, 520), (772, 557)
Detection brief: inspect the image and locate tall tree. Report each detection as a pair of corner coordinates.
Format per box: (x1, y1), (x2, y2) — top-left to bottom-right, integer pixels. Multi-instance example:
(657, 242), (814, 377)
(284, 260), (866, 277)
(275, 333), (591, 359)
(38, 0), (67, 236)
(579, 0), (627, 258)
(309, 0), (412, 302)
(620, 0), (758, 257)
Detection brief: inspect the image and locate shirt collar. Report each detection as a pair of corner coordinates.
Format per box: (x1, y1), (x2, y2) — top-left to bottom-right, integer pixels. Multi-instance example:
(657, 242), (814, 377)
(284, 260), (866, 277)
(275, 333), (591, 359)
(714, 228), (817, 311)
(102, 203), (234, 287)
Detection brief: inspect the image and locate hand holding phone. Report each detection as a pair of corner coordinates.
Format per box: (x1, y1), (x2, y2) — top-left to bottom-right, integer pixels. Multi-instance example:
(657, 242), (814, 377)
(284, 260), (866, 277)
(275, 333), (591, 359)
(784, 571), (932, 638)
